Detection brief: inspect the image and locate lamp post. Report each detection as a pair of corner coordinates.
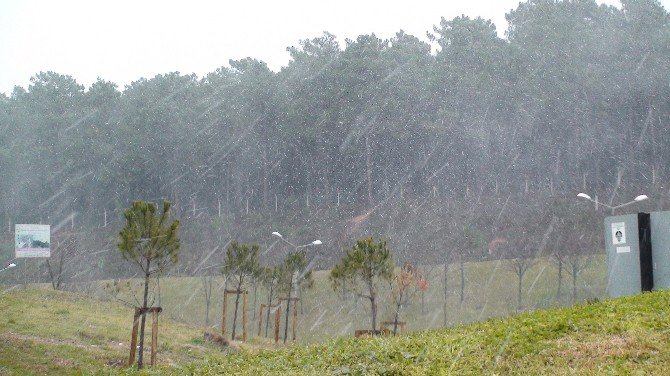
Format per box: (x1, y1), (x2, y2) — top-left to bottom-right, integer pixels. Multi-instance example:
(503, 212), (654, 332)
(577, 193), (648, 215)
(0, 263), (16, 273)
(271, 232), (322, 343)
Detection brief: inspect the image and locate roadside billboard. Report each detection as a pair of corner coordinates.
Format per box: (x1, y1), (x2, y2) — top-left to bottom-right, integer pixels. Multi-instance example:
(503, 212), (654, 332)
(15, 224), (50, 258)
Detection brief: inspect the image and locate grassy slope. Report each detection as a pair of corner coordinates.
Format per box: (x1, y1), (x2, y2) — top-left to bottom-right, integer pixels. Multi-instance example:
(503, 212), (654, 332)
(2, 285), (669, 375)
(186, 290), (670, 375)
(88, 256), (607, 344)
(0, 287), (234, 375)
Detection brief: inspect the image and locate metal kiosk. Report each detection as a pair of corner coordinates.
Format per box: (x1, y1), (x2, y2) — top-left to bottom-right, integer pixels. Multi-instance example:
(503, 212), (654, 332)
(604, 213), (652, 297)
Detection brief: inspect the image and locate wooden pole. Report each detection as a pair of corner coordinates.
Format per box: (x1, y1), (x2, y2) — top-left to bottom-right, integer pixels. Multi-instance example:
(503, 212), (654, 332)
(151, 309), (158, 367)
(242, 290), (247, 342)
(274, 306), (280, 343)
(258, 304), (265, 336)
(222, 291), (228, 337)
(129, 308), (141, 366)
(292, 299), (298, 342)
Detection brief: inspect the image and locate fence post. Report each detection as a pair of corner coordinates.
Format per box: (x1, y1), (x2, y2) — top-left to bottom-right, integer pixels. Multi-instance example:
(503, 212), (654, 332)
(129, 308), (140, 366)
(151, 308), (159, 366)
(242, 290), (247, 342)
(274, 306), (280, 343)
(222, 291), (228, 337)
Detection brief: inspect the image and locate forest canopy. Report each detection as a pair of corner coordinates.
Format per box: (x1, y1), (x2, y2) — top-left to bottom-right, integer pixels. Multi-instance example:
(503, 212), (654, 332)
(0, 0), (667, 272)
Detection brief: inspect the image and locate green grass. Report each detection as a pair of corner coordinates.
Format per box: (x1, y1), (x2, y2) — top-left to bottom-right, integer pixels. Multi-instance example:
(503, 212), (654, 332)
(87, 255), (607, 344)
(0, 275), (668, 374)
(0, 287), (234, 375)
(181, 290), (670, 375)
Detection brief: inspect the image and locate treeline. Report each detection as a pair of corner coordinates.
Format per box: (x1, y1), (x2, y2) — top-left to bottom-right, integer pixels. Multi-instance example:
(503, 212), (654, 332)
(0, 1), (668, 256)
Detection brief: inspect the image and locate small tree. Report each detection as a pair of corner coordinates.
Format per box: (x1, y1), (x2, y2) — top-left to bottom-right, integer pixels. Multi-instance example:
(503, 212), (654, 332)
(390, 263), (428, 335)
(118, 200), (180, 370)
(277, 250), (314, 343)
(259, 265), (281, 337)
(564, 228), (595, 303)
(507, 242), (536, 311)
(502, 214), (557, 310)
(454, 227), (484, 303)
(330, 237), (394, 333)
(556, 209), (598, 302)
(222, 241), (261, 340)
(551, 248), (565, 300)
(46, 230), (77, 290)
(201, 274), (215, 326)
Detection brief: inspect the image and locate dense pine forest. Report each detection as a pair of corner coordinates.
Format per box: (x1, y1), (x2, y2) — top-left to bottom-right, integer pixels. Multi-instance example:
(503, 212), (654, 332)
(0, 0), (668, 281)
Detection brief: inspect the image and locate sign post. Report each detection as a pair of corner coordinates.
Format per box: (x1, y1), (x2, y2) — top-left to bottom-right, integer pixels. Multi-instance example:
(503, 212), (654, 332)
(15, 224), (51, 258)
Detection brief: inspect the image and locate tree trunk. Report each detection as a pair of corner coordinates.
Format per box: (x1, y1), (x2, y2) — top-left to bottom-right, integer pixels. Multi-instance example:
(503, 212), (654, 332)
(252, 285), (258, 320)
(231, 279), (243, 340)
(205, 295), (211, 327)
(137, 258), (151, 370)
(46, 259), (56, 290)
(202, 276), (212, 326)
(370, 294), (377, 333)
(443, 262), (449, 326)
(459, 260), (465, 304)
(365, 133), (373, 206)
(299, 287), (304, 315)
(517, 270), (523, 310)
(262, 148), (269, 210)
(421, 290), (426, 314)
(556, 258), (563, 300)
(265, 284), (274, 337)
(393, 303), (401, 336)
(572, 267), (578, 303)
(283, 274), (293, 343)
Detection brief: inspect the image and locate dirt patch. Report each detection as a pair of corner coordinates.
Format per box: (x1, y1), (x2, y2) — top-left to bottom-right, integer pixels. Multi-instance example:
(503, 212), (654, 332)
(53, 358), (76, 367)
(105, 359), (126, 367)
(0, 332), (89, 349)
(555, 334), (658, 366)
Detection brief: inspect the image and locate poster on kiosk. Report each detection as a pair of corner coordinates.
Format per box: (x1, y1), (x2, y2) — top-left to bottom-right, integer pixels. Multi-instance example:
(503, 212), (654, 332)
(15, 224), (51, 258)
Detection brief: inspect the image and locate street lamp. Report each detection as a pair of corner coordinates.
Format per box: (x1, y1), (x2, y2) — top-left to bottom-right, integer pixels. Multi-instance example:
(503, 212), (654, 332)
(272, 232), (322, 250)
(577, 192), (648, 214)
(271, 231), (322, 343)
(0, 263), (16, 273)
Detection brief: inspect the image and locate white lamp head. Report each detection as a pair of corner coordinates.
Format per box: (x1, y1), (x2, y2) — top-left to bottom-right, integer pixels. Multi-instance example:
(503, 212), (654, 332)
(634, 194), (649, 202)
(312, 240), (322, 245)
(272, 231), (282, 238)
(577, 193), (592, 200)
(8, 263), (15, 268)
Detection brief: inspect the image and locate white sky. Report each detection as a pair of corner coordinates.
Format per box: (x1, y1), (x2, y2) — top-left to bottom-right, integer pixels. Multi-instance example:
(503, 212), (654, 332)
(0, 0), (662, 95)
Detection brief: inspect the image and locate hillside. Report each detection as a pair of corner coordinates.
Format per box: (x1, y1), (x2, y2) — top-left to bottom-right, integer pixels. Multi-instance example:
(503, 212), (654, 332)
(185, 290), (670, 375)
(0, 287), (238, 375)
(93, 256), (606, 344)
(2, 287), (670, 374)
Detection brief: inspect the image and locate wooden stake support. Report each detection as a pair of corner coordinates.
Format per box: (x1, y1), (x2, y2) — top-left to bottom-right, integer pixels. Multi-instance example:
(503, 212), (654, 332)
(222, 289), (248, 341)
(380, 321), (406, 334)
(292, 299), (297, 341)
(242, 290), (247, 342)
(128, 307), (162, 367)
(274, 305), (281, 343)
(128, 308), (140, 366)
(258, 303), (281, 338)
(151, 309), (159, 366)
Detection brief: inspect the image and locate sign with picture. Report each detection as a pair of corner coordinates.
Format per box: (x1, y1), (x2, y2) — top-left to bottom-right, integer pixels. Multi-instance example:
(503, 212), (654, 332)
(611, 222), (626, 245)
(15, 224), (50, 258)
